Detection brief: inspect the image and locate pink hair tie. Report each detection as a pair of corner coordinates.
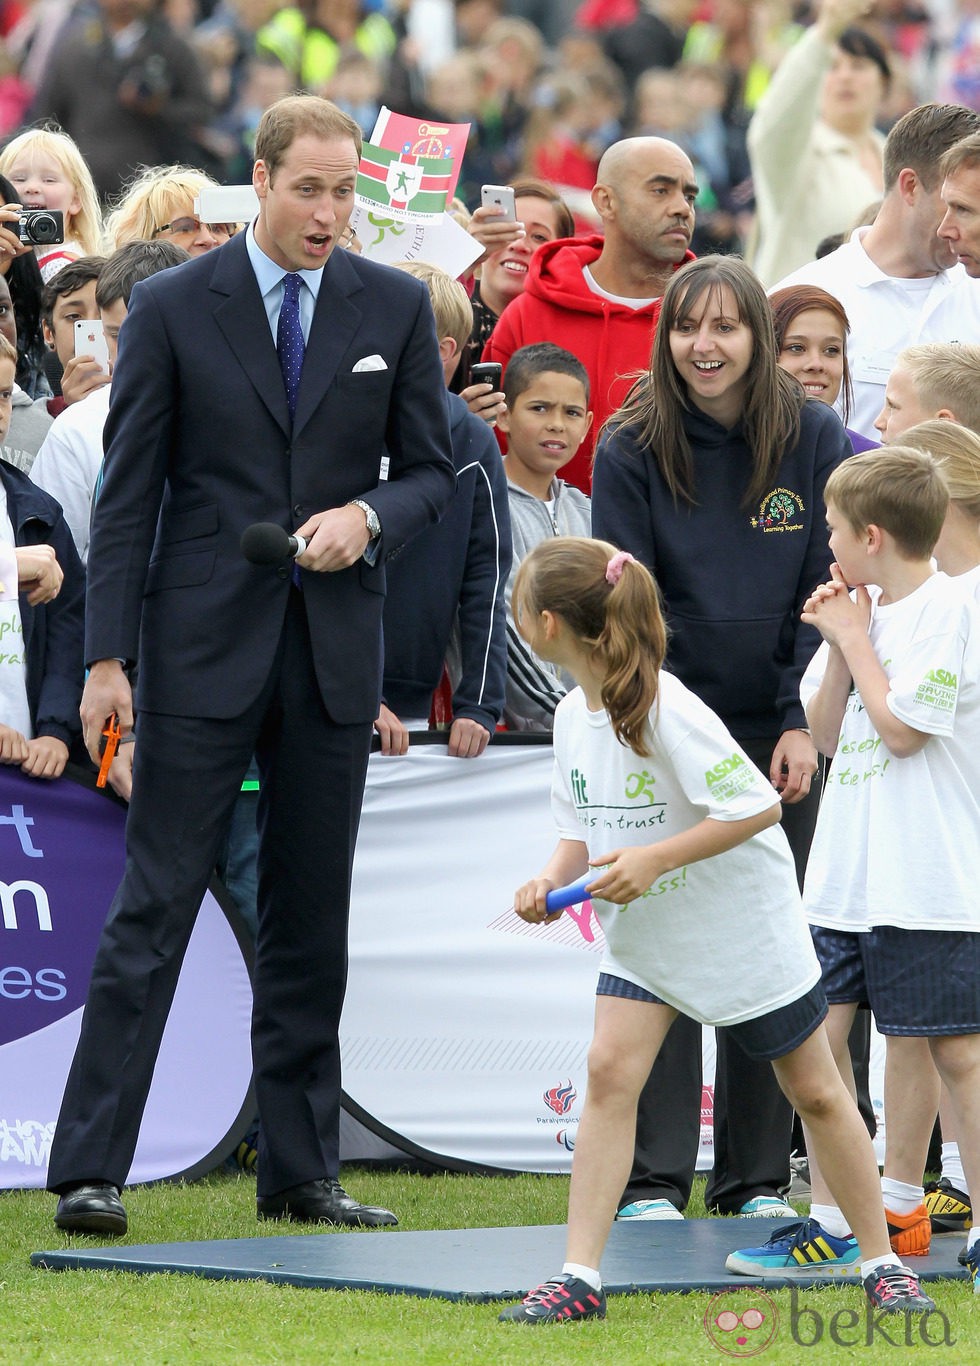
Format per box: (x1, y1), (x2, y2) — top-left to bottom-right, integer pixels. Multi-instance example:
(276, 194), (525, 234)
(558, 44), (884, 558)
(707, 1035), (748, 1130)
(605, 551), (635, 585)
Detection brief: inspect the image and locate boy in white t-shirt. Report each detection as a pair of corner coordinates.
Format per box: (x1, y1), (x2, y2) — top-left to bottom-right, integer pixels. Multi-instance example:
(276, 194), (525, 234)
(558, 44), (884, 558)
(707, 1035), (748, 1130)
(786, 447), (980, 1292)
(0, 333), (85, 777)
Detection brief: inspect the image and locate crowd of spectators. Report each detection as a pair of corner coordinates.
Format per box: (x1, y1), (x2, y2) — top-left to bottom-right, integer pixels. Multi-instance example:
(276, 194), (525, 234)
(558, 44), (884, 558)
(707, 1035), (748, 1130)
(0, 1), (971, 256)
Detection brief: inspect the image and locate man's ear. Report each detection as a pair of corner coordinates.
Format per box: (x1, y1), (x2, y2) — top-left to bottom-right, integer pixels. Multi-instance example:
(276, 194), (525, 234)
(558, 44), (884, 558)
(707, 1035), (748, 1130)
(895, 166), (919, 205)
(253, 159), (270, 201)
(592, 182), (613, 220)
(42, 319), (55, 351)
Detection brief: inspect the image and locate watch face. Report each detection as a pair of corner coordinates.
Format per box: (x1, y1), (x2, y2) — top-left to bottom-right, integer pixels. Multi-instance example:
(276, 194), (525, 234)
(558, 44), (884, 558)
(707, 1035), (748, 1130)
(354, 500), (380, 536)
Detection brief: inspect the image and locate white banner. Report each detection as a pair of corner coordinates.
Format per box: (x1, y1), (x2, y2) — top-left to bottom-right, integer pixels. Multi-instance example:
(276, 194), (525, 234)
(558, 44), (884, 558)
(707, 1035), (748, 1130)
(343, 739), (887, 1173)
(342, 741), (721, 1172)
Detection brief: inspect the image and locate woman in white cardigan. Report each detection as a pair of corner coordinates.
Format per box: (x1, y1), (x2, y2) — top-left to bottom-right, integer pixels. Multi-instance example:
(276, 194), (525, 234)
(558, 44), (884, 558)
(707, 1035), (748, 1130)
(748, 0), (889, 286)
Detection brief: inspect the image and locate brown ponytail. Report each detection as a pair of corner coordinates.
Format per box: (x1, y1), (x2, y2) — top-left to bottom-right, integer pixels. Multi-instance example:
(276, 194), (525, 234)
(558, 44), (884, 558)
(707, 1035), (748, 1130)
(513, 537), (667, 756)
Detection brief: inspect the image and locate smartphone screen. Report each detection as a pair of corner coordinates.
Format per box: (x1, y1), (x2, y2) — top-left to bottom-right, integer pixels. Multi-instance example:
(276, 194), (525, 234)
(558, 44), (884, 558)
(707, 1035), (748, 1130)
(74, 319), (110, 374)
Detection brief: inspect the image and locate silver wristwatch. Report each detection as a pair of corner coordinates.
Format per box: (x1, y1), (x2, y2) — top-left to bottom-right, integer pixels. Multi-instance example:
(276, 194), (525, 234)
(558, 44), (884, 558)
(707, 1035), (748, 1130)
(348, 498), (381, 539)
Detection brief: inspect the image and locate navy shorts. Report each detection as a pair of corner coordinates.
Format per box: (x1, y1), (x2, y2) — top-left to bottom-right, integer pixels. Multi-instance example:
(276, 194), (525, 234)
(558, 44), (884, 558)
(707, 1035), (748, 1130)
(810, 925), (980, 1036)
(595, 972), (828, 1061)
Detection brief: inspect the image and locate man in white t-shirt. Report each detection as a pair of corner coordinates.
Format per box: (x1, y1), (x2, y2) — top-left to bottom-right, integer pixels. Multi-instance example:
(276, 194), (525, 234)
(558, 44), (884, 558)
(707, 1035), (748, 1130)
(771, 103), (980, 441)
(915, 131), (980, 345)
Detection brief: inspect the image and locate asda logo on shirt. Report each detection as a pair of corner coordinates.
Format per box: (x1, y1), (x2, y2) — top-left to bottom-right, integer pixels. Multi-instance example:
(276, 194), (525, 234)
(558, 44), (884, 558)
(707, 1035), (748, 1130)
(706, 754), (745, 785)
(705, 753), (757, 804)
(914, 669), (957, 713)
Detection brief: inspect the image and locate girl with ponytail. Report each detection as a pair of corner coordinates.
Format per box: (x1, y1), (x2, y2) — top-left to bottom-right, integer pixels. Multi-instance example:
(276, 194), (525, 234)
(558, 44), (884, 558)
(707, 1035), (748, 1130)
(500, 535), (932, 1325)
(591, 253), (853, 1233)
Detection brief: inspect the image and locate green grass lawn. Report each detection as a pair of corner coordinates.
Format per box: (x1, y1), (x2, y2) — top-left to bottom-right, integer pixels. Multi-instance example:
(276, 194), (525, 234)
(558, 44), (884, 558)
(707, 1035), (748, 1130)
(3, 1168), (977, 1364)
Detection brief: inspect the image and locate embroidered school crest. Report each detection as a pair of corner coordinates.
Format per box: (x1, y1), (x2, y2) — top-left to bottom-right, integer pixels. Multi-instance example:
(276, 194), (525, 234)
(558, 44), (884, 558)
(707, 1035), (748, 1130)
(750, 487), (806, 534)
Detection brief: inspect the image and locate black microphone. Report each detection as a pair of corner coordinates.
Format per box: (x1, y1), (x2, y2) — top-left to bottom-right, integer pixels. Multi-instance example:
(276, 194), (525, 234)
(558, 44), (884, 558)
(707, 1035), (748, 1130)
(241, 522), (308, 565)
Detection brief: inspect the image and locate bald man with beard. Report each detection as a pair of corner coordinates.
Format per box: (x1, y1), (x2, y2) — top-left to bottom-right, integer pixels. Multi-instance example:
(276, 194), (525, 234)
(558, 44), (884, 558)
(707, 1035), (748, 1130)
(482, 137), (698, 492)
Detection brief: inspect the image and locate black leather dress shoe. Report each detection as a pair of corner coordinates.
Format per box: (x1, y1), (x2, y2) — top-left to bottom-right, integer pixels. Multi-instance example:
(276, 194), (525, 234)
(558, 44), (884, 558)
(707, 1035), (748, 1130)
(257, 1178), (398, 1227)
(54, 1183), (128, 1236)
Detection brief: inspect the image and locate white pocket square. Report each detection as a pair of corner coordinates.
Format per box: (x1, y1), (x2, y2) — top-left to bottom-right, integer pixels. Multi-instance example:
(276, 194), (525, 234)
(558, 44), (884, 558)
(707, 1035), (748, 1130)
(352, 354), (388, 373)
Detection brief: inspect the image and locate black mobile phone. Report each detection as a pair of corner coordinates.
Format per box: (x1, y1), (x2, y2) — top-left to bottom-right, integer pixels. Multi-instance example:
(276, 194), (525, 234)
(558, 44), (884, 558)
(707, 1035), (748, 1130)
(470, 361), (502, 389)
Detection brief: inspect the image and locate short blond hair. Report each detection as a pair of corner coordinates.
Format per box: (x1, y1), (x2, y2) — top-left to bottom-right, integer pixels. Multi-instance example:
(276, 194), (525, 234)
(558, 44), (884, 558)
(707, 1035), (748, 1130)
(901, 419), (980, 521)
(394, 261), (472, 352)
(897, 343), (980, 433)
(0, 126), (103, 257)
(104, 165), (223, 250)
(0, 332), (17, 367)
(824, 447), (948, 560)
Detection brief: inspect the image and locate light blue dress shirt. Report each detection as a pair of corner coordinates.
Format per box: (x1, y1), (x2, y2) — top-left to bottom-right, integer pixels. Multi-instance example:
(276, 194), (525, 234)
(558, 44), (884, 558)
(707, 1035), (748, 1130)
(245, 221), (322, 344)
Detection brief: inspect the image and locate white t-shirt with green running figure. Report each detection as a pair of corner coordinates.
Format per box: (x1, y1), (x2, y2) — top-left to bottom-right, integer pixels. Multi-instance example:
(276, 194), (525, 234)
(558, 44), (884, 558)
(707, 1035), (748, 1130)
(551, 672), (821, 1026)
(802, 572), (980, 933)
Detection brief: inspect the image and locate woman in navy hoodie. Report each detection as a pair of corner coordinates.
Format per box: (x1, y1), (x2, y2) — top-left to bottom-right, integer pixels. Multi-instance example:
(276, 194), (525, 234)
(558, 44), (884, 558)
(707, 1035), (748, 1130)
(591, 254), (852, 1228)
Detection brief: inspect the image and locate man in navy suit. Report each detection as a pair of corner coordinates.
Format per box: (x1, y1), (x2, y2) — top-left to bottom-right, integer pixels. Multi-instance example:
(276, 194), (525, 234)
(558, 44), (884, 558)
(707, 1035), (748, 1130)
(48, 95), (455, 1235)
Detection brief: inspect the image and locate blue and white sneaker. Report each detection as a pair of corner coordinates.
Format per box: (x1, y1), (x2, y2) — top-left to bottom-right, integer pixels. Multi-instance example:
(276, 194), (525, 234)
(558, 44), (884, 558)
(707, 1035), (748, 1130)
(739, 1196), (798, 1218)
(616, 1198), (684, 1221)
(958, 1240), (980, 1294)
(726, 1218), (860, 1277)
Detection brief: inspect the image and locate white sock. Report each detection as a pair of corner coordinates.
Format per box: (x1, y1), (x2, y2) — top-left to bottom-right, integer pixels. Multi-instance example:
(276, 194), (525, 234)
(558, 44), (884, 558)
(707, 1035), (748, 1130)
(860, 1254), (903, 1279)
(880, 1176), (924, 1215)
(941, 1142), (969, 1194)
(967, 1226), (980, 1253)
(562, 1261), (602, 1292)
(810, 1203), (852, 1239)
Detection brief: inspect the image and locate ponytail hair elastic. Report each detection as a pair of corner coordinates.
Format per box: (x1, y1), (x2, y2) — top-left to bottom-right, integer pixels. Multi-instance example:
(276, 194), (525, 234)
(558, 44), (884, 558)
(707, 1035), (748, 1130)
(605, 550), (635, 585)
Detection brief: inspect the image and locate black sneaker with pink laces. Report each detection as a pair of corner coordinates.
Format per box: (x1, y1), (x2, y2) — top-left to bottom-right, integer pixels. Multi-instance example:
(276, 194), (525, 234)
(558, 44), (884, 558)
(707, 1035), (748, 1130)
(498, 1273), (607, 1323)
(863, 1264), (936, 1313)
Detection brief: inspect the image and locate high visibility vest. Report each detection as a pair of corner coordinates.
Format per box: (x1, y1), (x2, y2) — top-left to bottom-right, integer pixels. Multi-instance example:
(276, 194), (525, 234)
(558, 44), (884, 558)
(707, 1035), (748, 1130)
(257, 8), (396, 89)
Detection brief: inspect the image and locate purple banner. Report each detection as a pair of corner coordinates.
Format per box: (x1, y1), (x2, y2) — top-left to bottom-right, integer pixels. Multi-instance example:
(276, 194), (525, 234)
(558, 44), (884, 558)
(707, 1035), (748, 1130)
(1, 767), (127, 1044)
(0, 765), (253, 1188)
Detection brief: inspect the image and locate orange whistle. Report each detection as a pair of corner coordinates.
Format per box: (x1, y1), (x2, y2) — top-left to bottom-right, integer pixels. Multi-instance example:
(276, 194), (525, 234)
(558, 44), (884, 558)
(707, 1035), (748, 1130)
(97, 712), (122, 788)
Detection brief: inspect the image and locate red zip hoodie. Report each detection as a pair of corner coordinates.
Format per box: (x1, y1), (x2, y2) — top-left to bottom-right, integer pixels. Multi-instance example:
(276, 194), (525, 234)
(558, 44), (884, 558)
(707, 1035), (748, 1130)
(483, 234), (695, 492)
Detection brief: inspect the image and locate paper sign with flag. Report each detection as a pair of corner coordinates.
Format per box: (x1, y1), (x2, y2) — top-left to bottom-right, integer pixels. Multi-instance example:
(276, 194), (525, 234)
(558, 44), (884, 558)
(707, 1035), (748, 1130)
(356, 142), (455, 222)
(369, 107), (470, 202)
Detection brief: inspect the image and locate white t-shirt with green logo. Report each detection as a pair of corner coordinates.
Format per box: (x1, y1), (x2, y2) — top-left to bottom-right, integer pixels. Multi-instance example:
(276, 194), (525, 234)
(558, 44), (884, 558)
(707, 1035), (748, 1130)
(551, 672), (820, 1026)
(802, 572), (980, 932)
(0, 485), (31, 739)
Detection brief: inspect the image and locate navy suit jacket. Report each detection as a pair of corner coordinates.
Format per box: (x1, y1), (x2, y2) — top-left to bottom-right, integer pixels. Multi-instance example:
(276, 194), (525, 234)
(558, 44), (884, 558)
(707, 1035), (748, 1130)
(85, 233), (455, 724)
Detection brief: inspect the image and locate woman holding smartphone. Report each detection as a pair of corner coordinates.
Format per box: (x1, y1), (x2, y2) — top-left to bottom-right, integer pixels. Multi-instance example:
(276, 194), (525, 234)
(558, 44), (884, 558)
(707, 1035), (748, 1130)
(453, 178), (572, 421)
(591, 254), (851, 1228)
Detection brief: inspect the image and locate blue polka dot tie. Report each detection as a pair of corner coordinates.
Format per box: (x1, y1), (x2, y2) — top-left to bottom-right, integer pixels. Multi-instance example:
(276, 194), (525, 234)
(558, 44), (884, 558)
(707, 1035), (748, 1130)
(277, 272), (305, 424)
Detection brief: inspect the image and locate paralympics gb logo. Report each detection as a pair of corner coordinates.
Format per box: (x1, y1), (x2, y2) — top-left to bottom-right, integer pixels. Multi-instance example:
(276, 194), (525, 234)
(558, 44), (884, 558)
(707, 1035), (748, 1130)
(543, 1080), (577, 1116)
